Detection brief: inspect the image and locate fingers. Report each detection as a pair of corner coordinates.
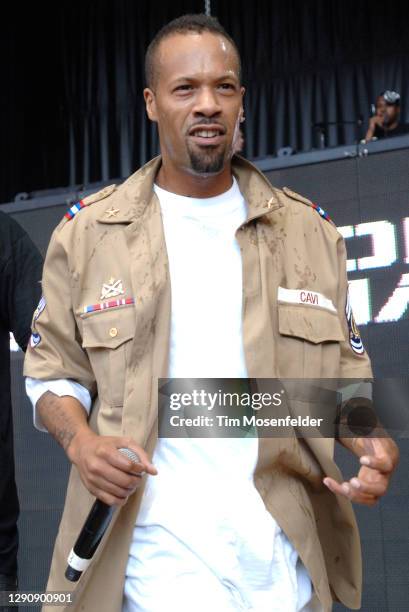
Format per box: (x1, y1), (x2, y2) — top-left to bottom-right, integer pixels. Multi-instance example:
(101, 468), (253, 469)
(348, 476), (387, 497)
(324, 436), (399, 507)
(359, 436), (398, 473)
(359, 454), (394, 474)
(323, 477), (348, 497)
(87, 474), (140, 507)
(323, 477), (378, 505)
(75, 435), (157, 505)
(87, 458), (142, 491)
(354, 436), (399, 475)
(101, 445), (145, 475)
(114, 437), (158, 476)
(323, 476), (383, 506)
(87, 436), (157, 476)
(88, 484), (131, 507)
(81, 456), (141, 503)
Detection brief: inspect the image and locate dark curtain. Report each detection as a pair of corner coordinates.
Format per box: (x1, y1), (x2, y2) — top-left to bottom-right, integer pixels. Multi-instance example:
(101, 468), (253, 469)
(216, 0), (409, 156)
(2, 0), (409, 202)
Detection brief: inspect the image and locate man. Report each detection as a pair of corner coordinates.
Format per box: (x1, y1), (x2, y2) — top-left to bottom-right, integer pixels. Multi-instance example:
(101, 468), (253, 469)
(0, 211), (42, 611)
(25, 14), (398, 612)
(365, 89), (409, 141)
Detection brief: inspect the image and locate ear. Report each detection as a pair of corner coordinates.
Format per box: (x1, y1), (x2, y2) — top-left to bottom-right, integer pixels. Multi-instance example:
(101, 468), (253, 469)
(144, 88), (158, 122)
(239, 86), (245, 121)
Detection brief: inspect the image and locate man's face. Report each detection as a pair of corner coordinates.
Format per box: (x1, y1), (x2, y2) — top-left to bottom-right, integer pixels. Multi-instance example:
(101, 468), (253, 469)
(144, 32), (244, 176)
(375, 96), (399, 126)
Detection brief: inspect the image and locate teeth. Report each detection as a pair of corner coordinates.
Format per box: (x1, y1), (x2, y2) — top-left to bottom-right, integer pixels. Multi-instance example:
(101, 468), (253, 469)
(194, 130), (219, 137)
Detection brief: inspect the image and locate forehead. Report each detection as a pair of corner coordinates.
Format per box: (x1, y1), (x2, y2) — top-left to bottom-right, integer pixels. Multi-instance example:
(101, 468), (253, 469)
(155, 31), (240, 84)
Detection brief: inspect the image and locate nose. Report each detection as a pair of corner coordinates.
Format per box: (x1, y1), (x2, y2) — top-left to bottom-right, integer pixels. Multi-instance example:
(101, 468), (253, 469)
(192, 86), (222, 117)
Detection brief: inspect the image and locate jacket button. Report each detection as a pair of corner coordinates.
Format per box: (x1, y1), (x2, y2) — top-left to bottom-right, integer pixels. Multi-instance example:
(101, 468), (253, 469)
(109, 327), (118, 338)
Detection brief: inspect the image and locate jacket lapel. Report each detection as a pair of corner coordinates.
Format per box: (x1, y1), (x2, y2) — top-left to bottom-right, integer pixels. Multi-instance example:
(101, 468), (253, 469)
(107, 157), (170, 445)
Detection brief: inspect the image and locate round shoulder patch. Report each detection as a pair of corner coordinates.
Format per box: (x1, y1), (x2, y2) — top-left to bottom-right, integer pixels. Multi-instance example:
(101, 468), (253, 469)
(346, 290), (365, 355)
(30, 332), (41, 348)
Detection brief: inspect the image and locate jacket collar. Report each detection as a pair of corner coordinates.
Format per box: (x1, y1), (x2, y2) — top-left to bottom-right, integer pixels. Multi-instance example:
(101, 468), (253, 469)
(231, 154), (283, 224)
(97, 154), (283, 225)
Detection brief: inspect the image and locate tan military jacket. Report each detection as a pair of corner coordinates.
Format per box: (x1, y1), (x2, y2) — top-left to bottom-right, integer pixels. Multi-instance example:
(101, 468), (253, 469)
(24, 156), (372, 612)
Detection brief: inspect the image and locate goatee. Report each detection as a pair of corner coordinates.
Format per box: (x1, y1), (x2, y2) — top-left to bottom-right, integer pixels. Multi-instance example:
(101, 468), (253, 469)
(188, 146), (226, 174)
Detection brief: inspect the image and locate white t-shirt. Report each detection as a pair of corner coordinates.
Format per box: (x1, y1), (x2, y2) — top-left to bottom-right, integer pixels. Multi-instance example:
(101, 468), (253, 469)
(123, 180), (313, 612)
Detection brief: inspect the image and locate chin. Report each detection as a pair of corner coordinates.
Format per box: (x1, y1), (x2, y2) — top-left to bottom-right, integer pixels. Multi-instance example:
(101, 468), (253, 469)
(188, 148), (228, 175)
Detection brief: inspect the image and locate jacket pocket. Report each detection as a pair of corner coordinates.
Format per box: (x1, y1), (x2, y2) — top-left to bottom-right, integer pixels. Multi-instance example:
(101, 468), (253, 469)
(81, 306), (135, 407)
(277, 304), (345, 377)
(278, 304), (344, 344)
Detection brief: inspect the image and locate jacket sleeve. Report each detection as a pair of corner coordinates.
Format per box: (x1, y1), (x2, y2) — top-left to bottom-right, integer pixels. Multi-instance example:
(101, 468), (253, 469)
(336, 235), (373, 378)
(23, 225), (97, 396)
(25, 377), (92, 430)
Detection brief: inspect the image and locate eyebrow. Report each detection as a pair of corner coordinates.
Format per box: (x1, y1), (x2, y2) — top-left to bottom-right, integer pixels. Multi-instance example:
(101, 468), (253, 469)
(170, 73), (239, 85)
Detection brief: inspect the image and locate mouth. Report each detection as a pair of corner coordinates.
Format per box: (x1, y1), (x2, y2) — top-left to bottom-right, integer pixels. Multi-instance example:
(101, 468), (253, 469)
(188, 124), (226, 146)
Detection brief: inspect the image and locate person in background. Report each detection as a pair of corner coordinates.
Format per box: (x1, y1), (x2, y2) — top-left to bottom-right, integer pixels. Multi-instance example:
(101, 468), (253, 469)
(0, 211), (43, 611)
(365, 90), (409, 141)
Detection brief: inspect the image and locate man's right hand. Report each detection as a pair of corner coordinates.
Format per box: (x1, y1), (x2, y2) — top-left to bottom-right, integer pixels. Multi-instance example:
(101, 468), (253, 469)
(67, 429), (157, 506)
(36, 391), (157, 507)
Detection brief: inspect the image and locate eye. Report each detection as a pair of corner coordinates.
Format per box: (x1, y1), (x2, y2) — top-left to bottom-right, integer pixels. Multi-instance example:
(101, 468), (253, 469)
(218, 83), (236, 91)
(174, 84), (194, 93)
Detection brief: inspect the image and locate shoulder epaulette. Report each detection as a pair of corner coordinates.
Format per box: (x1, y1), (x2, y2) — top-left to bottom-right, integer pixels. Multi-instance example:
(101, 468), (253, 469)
(282, 186), (335, 226)
(63, 184), (117, 222)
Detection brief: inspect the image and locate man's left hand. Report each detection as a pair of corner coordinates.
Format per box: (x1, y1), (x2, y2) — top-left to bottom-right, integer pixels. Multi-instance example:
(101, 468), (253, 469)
(323, 437), (399, 506)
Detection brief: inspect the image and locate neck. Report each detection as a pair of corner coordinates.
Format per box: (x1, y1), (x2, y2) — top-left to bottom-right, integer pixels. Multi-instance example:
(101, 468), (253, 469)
(155, 161), (233, 198)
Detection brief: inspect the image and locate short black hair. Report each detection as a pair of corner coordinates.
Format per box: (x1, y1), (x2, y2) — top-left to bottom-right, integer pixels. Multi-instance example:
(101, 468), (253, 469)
(145, 13), (241, 89)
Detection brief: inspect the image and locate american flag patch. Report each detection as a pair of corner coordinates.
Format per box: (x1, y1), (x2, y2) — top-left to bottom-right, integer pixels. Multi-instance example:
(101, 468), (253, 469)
(65, 200), (86, 220)
(83, 297), (135, 314)
(311, 203), (333, 224)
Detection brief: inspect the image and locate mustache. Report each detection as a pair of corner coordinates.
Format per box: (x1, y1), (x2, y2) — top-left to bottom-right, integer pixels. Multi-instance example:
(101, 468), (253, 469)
(187, 119), (227, 134)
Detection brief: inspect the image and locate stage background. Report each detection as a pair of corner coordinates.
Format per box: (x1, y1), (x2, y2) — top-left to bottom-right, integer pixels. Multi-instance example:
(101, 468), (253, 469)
(2, 0), (409, 204)
(6, 144), (409, 610)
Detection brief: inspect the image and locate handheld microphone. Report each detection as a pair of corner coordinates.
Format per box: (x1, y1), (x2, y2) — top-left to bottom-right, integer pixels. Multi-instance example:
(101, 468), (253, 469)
(65, 448), (141, 582)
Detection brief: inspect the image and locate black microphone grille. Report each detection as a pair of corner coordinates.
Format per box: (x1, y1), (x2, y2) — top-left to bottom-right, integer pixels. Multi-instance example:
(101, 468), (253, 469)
(118, 447), (141, 464)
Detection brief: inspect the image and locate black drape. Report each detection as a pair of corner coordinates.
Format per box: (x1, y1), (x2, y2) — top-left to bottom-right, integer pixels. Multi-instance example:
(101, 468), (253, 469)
(2, 0), (409, 203)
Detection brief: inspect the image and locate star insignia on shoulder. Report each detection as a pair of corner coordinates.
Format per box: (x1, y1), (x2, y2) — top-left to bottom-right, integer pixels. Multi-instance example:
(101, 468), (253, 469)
(282, 187), (334, 226)
(105, 206), (120, 218)
(62, 184), (117, 223)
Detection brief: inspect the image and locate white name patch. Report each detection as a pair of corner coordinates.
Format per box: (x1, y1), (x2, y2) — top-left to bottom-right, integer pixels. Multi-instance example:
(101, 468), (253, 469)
(278, 287), (336, 313)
